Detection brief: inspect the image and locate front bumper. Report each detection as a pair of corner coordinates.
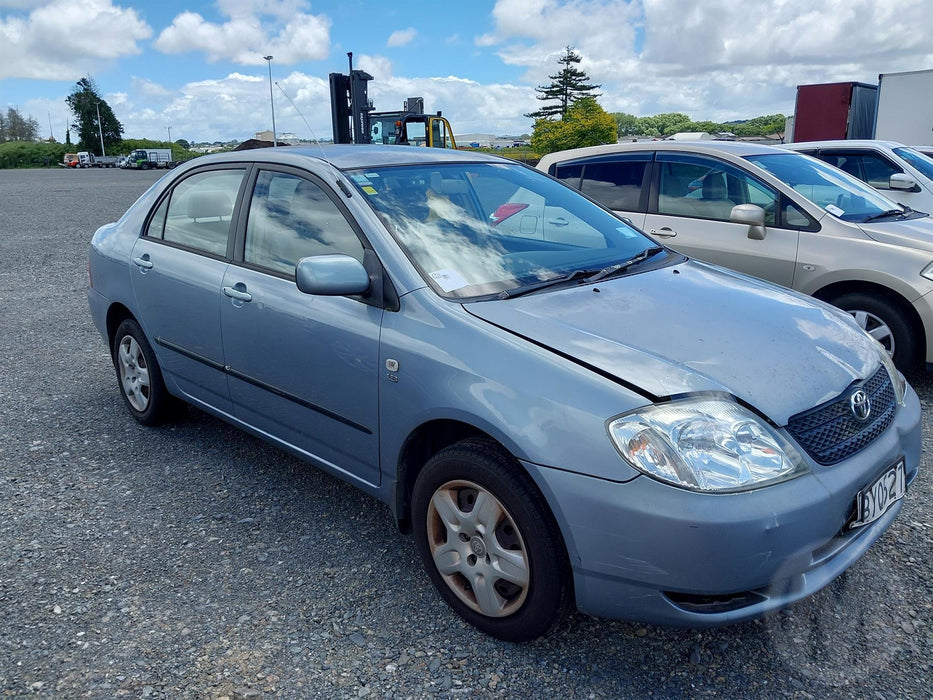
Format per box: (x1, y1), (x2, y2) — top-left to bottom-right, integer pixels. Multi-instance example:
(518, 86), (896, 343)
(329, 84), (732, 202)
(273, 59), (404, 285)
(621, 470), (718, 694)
(523, 384), (921, 627)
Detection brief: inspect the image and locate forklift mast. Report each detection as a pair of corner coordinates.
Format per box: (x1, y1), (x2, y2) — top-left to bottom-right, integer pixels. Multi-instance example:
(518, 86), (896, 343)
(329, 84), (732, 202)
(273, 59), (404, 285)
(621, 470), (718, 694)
(329, 53), (456, 149)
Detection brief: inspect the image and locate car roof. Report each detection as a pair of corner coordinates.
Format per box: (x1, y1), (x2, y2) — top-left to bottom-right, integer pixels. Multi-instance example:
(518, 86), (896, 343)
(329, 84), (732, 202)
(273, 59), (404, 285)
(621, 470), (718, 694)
(176, 144), (509, 172)
(783, 139), (907, 150)
(537, 140), (787, 167)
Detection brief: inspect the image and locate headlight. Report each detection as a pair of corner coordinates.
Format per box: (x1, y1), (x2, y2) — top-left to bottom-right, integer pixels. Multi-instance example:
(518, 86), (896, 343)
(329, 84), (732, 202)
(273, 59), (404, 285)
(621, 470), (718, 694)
(920, 261), (933, 282)
(875, 340), (907, 405)
(608, 398), (807, 492)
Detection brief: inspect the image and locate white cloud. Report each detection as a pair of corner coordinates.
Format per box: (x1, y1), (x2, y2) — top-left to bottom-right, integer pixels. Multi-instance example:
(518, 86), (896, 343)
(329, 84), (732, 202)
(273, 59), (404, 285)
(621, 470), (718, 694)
(155, 4), (330, 65)
(0, 0), (151, 80)
(387, 27), (416, 48)
(479, 0), (933, 121)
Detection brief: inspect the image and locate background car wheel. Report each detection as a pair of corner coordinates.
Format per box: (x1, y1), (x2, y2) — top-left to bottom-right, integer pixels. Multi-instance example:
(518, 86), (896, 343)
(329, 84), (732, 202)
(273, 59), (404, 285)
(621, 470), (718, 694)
(829, 292), (918, 370)
(112, 319), (177, 425)
(411, 438), (570, 642)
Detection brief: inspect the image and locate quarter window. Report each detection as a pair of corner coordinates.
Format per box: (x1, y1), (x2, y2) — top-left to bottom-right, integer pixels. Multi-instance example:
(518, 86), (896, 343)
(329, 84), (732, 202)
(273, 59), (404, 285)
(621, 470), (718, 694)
(161, 170), (244, 256)
(244, 171), (364, 276)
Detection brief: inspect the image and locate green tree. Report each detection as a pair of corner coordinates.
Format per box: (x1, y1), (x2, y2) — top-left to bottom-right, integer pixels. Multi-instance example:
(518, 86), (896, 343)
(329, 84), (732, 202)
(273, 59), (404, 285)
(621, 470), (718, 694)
(531, 97), (616, 154)
(65, 77), (123, 154)
(0, 107), (40, 142)
(612, 112), (640, 138)
(526, 46), (601, 121)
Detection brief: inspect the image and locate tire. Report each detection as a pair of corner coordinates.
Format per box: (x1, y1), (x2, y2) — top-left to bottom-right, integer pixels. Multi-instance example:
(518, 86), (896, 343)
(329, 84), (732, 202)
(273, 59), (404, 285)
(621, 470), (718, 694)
(411, 438), (570, 642)
(112, 319), (177, 425)
(828, 292), (918, 370)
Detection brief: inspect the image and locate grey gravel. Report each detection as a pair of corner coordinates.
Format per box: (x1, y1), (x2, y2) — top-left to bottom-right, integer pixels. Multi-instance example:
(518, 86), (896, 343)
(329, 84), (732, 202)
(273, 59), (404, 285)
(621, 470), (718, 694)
(1, 167), (932, 698)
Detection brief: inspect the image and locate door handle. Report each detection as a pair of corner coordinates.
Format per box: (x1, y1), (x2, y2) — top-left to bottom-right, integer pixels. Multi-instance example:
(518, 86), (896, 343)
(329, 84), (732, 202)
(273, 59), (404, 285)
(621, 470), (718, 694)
(549, 217), (569, 227)
(650, 227), (677, 238)
(223, 286), (253, 302)
(132, 256), (153, 269)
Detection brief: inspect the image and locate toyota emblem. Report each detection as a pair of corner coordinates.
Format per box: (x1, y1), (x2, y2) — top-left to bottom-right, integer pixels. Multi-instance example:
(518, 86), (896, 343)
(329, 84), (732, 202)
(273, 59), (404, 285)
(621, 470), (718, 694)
(849, 389), (871, 422)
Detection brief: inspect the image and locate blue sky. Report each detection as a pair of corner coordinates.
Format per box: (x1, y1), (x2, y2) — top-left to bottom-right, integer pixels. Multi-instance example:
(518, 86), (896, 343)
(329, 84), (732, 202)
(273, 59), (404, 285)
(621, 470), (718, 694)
(2, 0), (932, 143)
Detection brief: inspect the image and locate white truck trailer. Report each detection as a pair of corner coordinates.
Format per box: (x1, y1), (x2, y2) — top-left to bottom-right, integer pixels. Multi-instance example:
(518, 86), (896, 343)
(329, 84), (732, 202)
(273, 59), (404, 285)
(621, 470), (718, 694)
(874, 69), (933, 147)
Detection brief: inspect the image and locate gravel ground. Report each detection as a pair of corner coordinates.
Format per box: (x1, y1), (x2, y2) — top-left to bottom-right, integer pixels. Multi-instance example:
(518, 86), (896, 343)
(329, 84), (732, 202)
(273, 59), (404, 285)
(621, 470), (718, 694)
(1, 167), (931, 699)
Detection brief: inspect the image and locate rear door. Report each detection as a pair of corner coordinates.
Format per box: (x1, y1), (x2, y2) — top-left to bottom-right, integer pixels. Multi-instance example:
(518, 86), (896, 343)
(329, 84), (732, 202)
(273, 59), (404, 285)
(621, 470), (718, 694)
(130, 167), (247, 413)
(644, 152), (801, 287)
(548, 152), (651, 228)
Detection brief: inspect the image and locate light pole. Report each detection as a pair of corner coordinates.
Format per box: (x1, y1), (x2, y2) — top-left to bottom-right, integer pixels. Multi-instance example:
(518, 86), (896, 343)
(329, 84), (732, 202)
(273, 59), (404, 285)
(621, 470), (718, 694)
(263, 55), (277, 147)
(95, 102), (106, 156)
(167, 126), (172, 144)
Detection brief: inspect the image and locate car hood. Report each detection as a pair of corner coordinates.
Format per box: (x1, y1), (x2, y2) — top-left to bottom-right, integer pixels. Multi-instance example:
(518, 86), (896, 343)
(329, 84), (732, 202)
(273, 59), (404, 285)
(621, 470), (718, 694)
(466, 261), (878, 425)
(858, 214), (933, 252)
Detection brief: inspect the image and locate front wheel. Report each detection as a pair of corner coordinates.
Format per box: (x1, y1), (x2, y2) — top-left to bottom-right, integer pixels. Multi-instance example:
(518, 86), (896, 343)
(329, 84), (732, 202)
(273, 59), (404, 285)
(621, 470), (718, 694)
(411, 439), (570, 642)
(112, 319), (177, 425)
(828, 292), (919, 370)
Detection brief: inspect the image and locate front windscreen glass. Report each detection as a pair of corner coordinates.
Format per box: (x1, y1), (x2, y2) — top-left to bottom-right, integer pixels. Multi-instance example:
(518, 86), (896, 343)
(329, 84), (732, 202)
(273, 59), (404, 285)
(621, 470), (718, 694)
(349, 162), (666, 299)
(893, 147), (933, 181)
(746, 152), (906, 223)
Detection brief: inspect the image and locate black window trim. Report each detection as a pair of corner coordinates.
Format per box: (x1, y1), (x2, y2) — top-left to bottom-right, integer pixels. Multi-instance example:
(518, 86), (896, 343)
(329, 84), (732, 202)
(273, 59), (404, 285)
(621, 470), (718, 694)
(140, 163), (251, 262)
(233, 163), (398, 311)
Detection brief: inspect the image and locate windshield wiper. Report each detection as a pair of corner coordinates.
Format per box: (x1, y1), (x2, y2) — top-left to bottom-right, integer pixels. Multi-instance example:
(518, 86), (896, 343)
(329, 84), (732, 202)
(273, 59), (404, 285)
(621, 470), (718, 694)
(497, 267), (598, 299)
(862, 209), (906, 223)
(498, 246), (665, 300)
(584, 246), (665, 283)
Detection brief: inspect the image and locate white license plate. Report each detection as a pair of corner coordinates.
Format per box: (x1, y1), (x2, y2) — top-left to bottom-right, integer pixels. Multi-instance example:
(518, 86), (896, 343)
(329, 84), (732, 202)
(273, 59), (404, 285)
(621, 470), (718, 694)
(850, 460), (906, 529)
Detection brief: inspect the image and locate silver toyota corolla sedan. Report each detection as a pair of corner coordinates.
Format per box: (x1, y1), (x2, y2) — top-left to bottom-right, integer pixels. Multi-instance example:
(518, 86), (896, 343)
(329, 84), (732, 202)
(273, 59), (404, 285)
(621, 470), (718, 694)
(88, 145), (920, 642)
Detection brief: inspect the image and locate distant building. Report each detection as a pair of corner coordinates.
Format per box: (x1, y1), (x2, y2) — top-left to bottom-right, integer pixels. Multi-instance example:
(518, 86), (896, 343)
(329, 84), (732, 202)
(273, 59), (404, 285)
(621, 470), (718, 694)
(254, 130), (300, 146)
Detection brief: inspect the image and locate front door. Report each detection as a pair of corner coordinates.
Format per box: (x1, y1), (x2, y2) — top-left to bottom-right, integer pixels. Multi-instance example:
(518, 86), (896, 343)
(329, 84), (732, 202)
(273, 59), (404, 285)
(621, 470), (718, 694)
(220, 169), (383, 487)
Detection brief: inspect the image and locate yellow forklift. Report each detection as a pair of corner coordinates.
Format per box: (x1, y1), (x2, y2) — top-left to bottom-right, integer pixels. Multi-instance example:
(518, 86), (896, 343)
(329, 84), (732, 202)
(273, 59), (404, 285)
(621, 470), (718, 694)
(329, 53), (457, 149)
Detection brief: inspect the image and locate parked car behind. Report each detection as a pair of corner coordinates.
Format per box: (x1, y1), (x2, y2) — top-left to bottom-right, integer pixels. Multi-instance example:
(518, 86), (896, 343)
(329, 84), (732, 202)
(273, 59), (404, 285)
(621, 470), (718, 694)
(89, 146), (920, 641)
(538, 141), (933, 370)
(783, 140), (933, 213)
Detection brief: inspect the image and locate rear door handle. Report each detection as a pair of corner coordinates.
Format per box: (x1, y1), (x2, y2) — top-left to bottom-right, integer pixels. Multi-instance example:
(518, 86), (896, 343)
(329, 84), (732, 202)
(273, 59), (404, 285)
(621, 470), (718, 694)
(223, 285), (253, 302)
(549, 217), (569, 227)
(132, 256), (153, 269)
(650, 227), (677, 238)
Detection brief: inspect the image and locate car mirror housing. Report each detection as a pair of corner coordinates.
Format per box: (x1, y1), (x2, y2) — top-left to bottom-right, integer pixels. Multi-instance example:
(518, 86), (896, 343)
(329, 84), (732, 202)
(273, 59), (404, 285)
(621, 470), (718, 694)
(730, 204), (767, 240)
(296, 254), (371, 296)
(889, 173), (918, 191)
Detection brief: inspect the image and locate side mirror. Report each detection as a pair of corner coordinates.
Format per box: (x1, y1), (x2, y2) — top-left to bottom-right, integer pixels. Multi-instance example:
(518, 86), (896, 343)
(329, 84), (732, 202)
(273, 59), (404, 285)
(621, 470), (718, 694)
(296, 254), (370, 296)
(731, 203), (767, 240)
(889, 172), (918, 191)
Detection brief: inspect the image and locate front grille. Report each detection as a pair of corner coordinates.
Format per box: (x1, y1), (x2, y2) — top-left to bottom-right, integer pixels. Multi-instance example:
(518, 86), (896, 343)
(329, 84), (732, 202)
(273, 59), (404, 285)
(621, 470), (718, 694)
(786, 366), (896, 465)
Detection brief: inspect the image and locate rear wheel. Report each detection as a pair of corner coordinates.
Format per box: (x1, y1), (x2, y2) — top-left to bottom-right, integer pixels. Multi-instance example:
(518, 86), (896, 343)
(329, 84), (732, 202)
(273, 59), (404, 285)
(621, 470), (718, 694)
(411, 439), (570, 642)
(828, 292), (918, 370)
(112, 319), (177, 425)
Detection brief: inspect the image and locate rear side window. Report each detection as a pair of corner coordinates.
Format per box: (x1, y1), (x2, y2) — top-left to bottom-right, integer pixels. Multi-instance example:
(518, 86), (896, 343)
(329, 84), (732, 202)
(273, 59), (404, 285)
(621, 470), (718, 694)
(580, 160), (648, 212)
(158, 170), (245, 256)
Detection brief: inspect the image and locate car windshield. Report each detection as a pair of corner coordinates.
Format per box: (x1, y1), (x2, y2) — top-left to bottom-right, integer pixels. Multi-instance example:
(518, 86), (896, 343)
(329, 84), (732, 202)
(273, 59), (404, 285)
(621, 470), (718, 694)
(349, 162), (663, 299)
(893, 147), (933, 181)
(745, 152), (906, 223)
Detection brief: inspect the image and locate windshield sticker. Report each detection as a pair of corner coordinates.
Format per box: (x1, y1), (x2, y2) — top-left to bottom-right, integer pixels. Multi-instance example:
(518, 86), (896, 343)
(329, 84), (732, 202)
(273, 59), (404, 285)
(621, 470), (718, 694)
(351, 174), (371, 185)
(430, 269), (470, 293)
(616, 226), (638, 239)
(825, 204), (845, 217)
(361, 185), (378, 195)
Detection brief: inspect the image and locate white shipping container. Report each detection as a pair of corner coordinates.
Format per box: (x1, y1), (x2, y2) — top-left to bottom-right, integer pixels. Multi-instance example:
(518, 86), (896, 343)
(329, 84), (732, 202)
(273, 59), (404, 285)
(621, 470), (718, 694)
(874, 69), (933, 146)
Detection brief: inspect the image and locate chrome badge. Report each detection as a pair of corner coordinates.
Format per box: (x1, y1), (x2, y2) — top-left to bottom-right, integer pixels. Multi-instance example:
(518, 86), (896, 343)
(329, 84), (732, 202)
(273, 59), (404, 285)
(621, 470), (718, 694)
(849, 389), (871, 422)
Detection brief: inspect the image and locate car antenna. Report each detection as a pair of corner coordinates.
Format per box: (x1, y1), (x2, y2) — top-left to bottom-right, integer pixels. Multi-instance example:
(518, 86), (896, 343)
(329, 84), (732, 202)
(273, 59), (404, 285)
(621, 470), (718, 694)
(275, 81), (353, 198)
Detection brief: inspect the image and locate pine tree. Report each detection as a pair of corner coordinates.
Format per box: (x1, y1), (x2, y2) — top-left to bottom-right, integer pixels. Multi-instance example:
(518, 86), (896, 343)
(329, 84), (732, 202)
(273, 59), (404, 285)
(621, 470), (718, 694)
(65, 77), (123, 154)
(525, 46), (601, 121)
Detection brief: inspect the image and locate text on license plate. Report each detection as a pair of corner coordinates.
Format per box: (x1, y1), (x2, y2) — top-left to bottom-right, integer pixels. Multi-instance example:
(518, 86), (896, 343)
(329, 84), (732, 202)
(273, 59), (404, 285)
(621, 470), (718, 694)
(851, 460), (906, 529)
